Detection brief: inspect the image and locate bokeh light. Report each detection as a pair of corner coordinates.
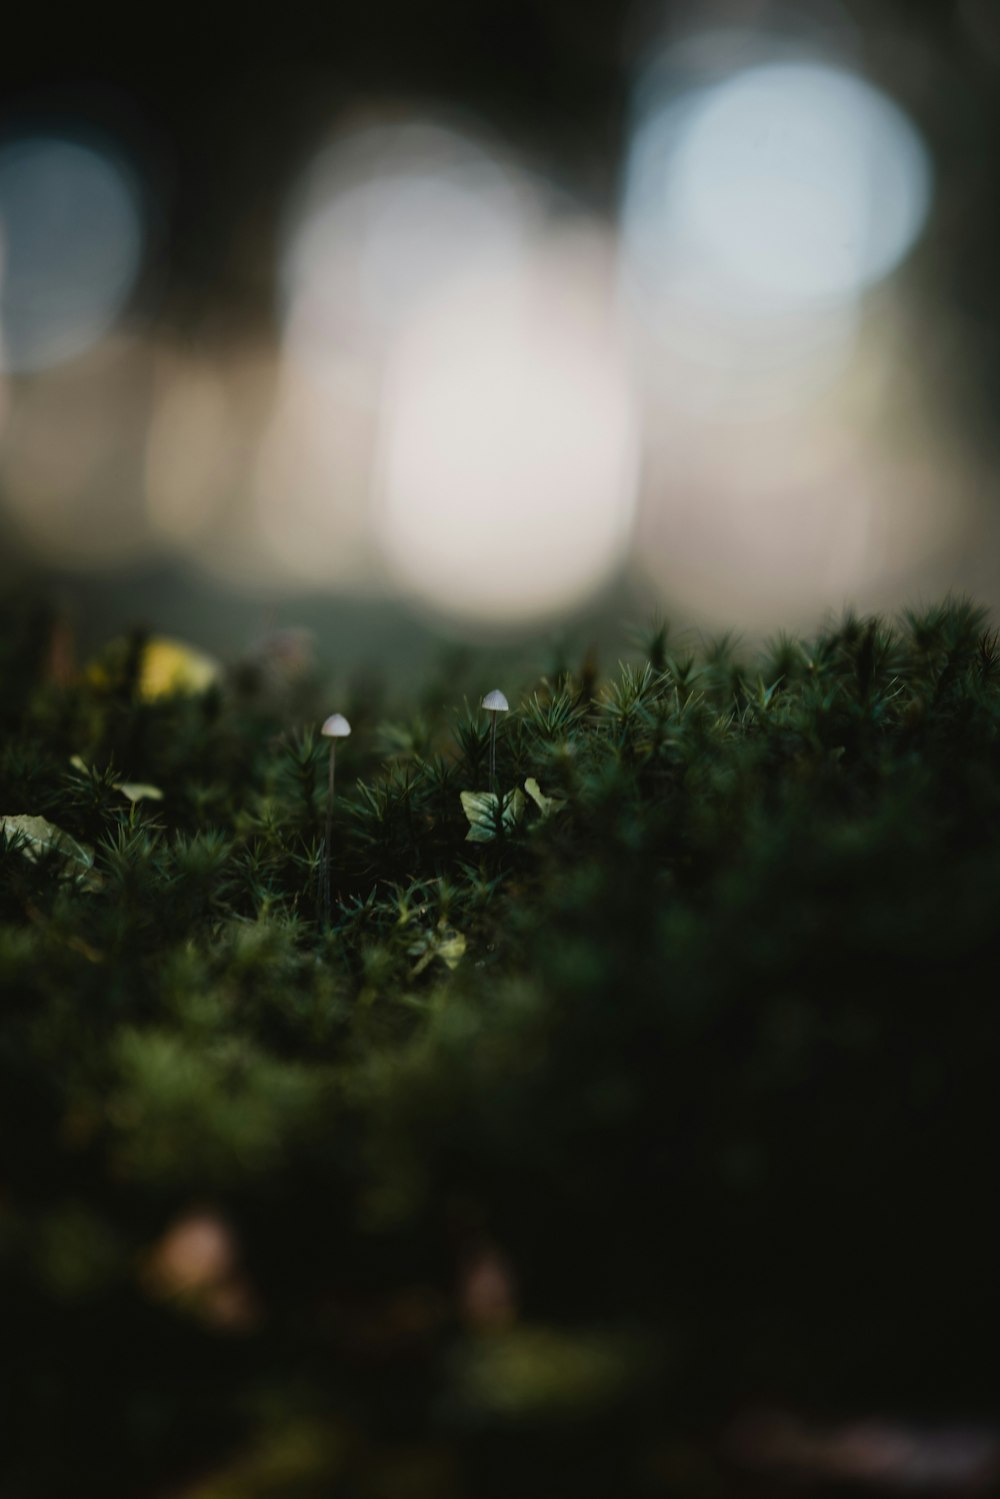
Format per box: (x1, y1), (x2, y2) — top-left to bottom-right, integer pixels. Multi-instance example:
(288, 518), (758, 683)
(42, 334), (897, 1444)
(619, 44), (934, 419)
(616, 26), (958, 629)
(244, 114), (643, 619)
(0, 136), (144, 373)
(1, 336), (160, 568)
(236, 118), (549, 596)
(145, 353), (235, 548)
(248, 352), (378, 590)
(280, 119), (541, 368)
(634, 382), (967, 630)
(624, 60), (931, 313)
(0, 26), (985, 638)
(143, 341), (279, 580)
(375, 227), (640, 624)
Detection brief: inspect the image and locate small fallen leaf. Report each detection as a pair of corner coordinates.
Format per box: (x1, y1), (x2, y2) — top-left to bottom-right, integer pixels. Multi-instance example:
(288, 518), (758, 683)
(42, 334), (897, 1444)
(115, 782), (165, 803)
(69, 756), (164, 803)
(524, 777), (566, 821)
(408, 921), (468, 976)
(86, 635), (221, 700)
(460, 789), (525, 843)
(436, 928), (467, 969)
(139, 638), (221, 700)
(0, 814), (101, 890)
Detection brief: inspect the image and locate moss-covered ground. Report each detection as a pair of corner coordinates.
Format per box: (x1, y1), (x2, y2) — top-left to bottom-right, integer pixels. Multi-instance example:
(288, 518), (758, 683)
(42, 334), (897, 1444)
(2, 595), (999, 1496)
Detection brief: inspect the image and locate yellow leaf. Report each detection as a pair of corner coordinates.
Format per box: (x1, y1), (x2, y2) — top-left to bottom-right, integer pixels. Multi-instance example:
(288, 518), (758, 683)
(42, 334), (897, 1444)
(86, 635), (221, 700)
(139, 638), (221, 700)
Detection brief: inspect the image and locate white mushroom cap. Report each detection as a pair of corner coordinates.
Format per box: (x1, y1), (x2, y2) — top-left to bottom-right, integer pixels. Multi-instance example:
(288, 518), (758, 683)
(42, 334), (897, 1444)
(481, 689), (509, 713)
(321, 713), (352, 738)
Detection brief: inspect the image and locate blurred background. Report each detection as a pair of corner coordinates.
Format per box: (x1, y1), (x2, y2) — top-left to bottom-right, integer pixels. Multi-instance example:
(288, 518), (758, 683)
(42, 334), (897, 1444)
(3, 0), (1000, 667)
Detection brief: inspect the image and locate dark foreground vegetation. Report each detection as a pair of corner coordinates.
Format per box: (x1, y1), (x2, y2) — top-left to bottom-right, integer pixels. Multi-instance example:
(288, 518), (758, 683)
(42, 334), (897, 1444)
(2, 594), (999, 1497)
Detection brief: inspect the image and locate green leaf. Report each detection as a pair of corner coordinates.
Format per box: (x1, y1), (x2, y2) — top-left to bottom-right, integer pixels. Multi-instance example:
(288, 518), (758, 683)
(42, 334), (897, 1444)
(0, 814), (102, 889)
(524, 777), (566, 821)
(460, 789), (525, 843)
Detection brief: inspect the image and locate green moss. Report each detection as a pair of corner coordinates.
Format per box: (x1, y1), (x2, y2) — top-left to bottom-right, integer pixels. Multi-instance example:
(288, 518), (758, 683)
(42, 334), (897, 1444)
(2, 593), (1000, 1495)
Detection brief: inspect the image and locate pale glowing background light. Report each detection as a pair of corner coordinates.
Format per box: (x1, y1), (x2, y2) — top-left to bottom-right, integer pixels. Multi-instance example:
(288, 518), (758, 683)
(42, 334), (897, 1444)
(1, 337), (162, 568)
(620, 42), (934, 412)
(144, 342), (277, 570)
(617, 26), (959, 630)
(0, 50), (991, 642)
(246, 116), (641, 618)
(375, 228), (640, 623)
(0, 135), (153, 567)
(0, 136), (144, 373)
(626, 61), (931, 311)
(240, 119), (548, 594)
(280, 120), (539, 365)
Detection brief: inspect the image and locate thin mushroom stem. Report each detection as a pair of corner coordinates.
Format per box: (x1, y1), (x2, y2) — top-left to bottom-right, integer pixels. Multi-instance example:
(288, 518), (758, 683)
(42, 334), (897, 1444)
(480, 690), (508, 800)
(320, 713), (351, 929)
(325, 742), (335, 927)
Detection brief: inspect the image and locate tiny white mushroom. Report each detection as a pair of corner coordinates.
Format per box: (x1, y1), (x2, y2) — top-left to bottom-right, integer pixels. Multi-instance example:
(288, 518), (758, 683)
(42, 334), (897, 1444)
(321, 713), (352, 740)
(321, 713), (351, 922)
(481, 689), (509, 791)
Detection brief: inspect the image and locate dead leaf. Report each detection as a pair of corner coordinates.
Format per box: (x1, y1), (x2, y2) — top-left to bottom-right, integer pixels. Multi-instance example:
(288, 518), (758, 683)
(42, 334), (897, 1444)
(1, 814), (101, 890)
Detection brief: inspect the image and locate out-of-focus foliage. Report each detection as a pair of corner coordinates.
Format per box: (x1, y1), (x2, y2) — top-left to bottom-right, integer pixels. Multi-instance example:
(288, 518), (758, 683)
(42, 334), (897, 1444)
(1, 593), (1000, 1496)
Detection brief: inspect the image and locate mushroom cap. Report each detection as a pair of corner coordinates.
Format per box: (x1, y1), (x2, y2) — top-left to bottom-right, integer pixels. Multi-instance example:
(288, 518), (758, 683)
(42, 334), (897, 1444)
(321, 713), (352, 738)
(481, 689), (509, 712)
